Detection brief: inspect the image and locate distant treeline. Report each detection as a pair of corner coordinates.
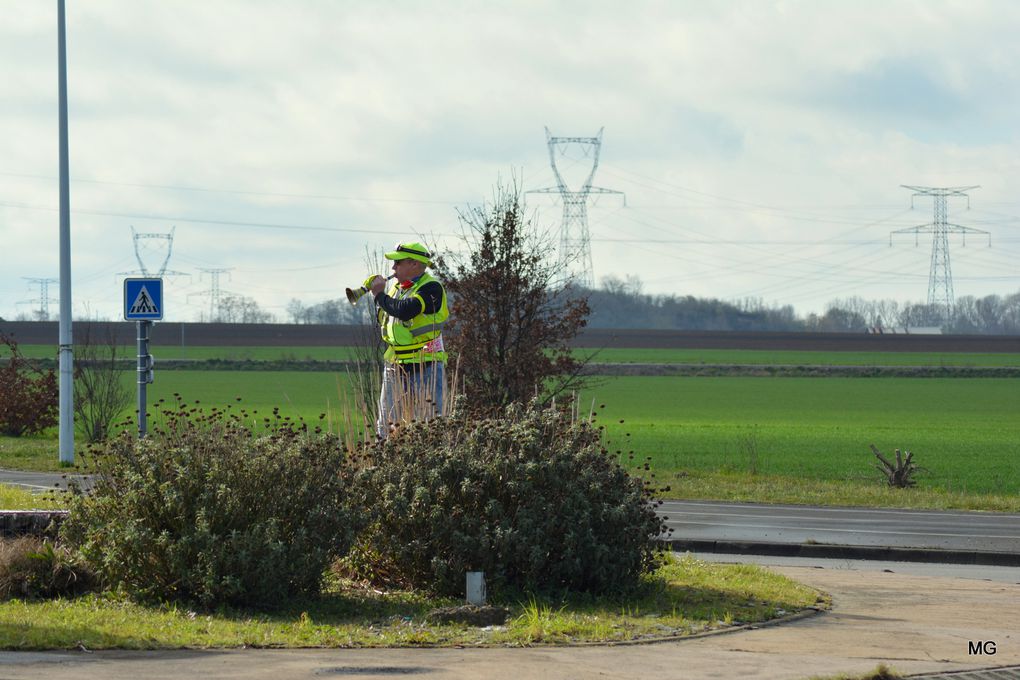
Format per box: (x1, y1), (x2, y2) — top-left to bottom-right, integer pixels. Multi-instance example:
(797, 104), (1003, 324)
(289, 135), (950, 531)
(583, 276), (1020, 334)
(6, 278), (1019, 335)
(280, 279), (1020, 335)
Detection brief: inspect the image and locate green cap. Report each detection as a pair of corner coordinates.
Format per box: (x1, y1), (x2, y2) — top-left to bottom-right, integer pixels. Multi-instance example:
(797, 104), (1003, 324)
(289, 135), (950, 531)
(384, 241), (432, 265)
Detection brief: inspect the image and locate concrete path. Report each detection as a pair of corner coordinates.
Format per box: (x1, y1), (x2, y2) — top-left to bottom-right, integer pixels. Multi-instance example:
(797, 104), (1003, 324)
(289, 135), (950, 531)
(2, 564), (1018, 680)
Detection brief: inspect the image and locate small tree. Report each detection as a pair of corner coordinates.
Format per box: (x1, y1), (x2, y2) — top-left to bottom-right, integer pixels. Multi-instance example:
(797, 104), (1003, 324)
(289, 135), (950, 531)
(74, 323), (132, 443)
(433, 181), (591, 412)
(0, 334), (58, 437)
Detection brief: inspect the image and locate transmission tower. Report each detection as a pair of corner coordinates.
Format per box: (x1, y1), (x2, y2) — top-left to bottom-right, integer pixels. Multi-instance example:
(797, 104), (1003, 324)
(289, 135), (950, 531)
(119, 226), (188, 278)
(189, 268), (233, 321)
(890, 185), (990, 324)
(527, 127), (624, 289)
(20, 277), (58, 320)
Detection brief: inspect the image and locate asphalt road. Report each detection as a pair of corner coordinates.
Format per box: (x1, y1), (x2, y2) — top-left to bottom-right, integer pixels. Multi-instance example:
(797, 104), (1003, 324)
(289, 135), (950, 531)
(660, 499), (1020, 554)
(0, 468), (88, 492)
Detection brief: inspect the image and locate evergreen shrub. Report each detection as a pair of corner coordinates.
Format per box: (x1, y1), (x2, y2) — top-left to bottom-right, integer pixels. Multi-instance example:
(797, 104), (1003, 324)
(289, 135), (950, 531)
(60, 397), (363, 610)
(353, 397), (665, 596)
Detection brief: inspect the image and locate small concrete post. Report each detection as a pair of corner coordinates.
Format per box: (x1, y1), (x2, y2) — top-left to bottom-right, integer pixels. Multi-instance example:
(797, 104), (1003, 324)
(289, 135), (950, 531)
(466, 571), (486, 606)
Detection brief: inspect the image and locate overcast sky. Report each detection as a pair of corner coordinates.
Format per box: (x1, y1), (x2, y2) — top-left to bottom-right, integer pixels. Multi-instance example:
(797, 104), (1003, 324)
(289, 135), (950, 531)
(2, 0), (1019, 323)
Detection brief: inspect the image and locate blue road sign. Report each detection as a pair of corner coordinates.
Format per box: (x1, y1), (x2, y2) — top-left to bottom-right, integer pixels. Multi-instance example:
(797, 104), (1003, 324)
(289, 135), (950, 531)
(124, 278), (164, 320)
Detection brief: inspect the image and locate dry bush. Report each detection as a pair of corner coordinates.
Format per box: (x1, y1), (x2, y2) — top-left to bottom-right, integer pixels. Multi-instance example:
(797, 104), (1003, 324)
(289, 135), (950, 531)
(0, 333), (58, 436)
(0, 537), (97, 600)
(870, 444), (924, 488)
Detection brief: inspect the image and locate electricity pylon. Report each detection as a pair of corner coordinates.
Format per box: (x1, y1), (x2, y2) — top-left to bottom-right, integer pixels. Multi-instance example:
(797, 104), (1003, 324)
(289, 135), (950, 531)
(20, 277), (58, 320)
(189, 268), (233, 320)
(890, 185), (989, 324)
(527, 127), (624, 289)
(120, 226), (188, 278)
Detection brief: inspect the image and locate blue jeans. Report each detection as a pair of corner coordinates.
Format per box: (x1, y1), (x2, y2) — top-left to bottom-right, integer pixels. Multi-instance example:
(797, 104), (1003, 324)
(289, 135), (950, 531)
(376, 361), (444, 439)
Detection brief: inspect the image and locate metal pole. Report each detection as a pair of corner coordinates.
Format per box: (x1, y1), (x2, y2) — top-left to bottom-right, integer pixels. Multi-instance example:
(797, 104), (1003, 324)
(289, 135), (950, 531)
(57, 0), (74, 464)
(136, 320), (151, 437)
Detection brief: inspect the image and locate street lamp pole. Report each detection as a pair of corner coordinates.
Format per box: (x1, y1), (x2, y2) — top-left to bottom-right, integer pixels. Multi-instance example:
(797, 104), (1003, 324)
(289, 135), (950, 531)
(57, 0), (74, 464)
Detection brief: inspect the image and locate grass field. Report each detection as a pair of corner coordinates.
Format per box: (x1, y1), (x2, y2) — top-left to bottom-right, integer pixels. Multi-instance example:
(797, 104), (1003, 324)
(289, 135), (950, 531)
(580, 376), (1020, 496)
(13, 344), (1020, 366)
(4, 370), (1017, 505)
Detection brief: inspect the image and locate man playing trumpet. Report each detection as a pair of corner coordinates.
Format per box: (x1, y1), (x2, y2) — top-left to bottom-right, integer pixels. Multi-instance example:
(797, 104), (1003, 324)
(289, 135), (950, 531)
(363, 241), (448, 439)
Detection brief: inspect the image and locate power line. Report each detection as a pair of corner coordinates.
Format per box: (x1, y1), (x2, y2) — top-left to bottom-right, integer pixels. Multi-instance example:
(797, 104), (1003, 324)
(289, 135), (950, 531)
(0, 199), (453, 236)
(0, 170), (463, 206)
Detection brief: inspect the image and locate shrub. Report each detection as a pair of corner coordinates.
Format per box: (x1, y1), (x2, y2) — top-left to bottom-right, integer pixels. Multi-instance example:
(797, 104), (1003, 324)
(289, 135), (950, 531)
(60, 397), (364, 610)
(0, 537), (98, 600)
(351, 397), (665, 597)
(0, 333), (58, 436)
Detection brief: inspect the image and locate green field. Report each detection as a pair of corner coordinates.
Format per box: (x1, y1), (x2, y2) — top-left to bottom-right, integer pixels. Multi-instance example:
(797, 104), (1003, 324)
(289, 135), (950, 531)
(14, 344), (1020, 366)
(578, 376), (1020, 496)
(4, 370), (1017, 504)
(147, 372), (1020, 498)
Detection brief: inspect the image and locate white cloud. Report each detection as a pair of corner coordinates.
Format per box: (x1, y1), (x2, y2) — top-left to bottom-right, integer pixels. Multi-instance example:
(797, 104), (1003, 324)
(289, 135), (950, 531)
(1, 0), (1019, 322)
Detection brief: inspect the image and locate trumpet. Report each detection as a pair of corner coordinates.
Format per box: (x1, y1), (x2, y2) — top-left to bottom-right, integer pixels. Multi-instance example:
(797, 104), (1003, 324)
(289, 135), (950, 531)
(345, 275), (395, 306)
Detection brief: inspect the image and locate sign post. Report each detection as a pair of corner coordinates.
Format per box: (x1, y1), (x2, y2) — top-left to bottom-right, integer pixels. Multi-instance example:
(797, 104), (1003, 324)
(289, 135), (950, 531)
(124, 278), (163, 437)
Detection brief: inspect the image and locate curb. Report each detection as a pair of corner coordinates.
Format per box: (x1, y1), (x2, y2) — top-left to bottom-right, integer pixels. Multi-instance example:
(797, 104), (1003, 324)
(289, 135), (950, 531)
(0, 510), (69, 537)
(664, 538), (1020, 567)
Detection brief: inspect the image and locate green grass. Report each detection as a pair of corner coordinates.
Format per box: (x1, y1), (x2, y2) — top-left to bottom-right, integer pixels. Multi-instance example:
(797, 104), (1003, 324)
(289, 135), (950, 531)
(0, 436), (68, 473)
(3, 371), (1018, 508)
(0, 484), (65, 510)
(15, 344), (1020, 367)
(0, 554), (822, 649)
(583, 376), (1020, 497)
(660, 470), (1020, 512)
(805, 665), (903, 680)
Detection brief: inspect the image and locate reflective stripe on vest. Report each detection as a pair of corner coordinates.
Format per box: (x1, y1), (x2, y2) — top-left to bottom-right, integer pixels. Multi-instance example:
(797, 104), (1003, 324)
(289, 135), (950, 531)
(409, 321), (446, 337)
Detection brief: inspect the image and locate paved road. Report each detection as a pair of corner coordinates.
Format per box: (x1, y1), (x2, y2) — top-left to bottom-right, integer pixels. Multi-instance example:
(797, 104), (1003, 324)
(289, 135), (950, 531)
(660, 499), (1020, 554)
(0, 468), (88, 492)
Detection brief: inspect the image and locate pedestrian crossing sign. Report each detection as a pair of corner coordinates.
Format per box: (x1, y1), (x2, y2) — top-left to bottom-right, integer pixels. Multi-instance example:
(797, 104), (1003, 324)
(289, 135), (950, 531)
(124, 278), (163, 320)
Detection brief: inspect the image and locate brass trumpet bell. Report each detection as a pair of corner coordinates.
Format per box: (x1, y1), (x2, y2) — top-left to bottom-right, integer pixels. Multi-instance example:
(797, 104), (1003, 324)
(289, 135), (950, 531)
(345, 285), (371, 306)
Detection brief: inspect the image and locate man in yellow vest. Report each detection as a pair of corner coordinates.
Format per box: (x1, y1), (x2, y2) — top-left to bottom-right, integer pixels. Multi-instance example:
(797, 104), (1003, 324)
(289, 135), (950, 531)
(366, 242), (449, 439)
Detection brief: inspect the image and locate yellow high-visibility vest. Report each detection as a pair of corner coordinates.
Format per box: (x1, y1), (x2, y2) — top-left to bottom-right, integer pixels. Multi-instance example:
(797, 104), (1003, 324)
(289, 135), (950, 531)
(378, 272), (449, 364)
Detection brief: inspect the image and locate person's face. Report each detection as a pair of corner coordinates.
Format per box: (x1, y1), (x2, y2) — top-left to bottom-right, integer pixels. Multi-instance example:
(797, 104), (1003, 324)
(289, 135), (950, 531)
(391, 258), (420, 283)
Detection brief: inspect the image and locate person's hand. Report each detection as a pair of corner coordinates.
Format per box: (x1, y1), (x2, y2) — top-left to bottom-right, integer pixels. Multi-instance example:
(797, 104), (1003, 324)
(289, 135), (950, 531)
(362, 274), (381, 290)
(369, 275), (387, 296)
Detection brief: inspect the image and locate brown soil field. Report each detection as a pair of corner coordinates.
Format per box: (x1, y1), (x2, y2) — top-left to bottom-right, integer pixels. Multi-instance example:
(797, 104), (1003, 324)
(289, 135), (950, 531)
(3, 321), (1019, 353)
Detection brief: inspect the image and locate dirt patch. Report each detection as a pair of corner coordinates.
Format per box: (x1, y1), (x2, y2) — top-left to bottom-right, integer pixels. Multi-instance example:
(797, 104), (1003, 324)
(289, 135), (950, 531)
(424, 605), (510, 627)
